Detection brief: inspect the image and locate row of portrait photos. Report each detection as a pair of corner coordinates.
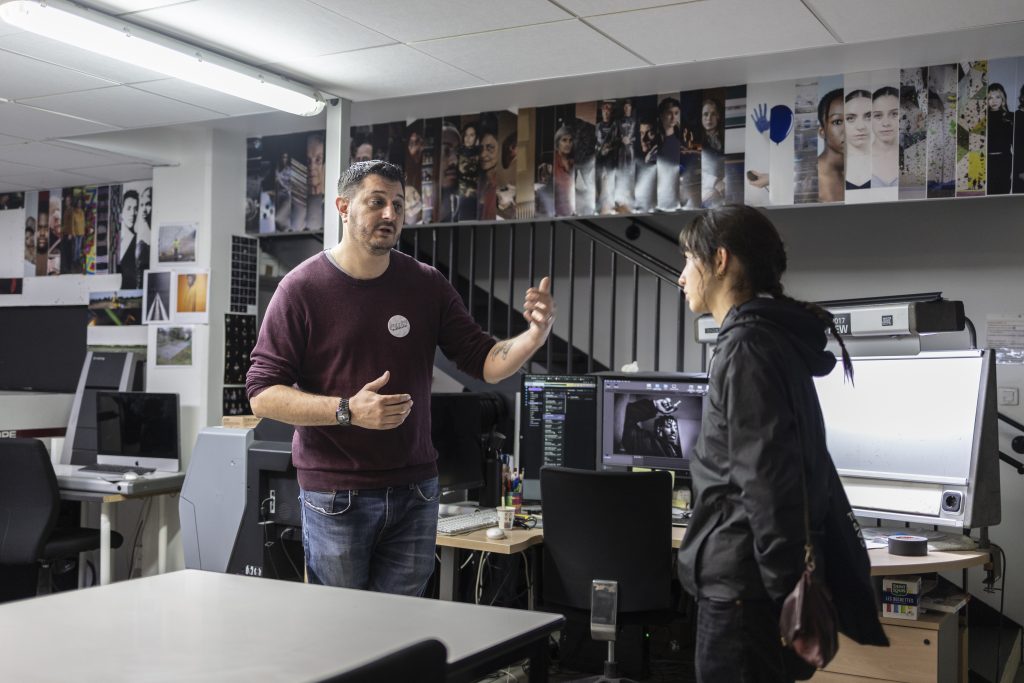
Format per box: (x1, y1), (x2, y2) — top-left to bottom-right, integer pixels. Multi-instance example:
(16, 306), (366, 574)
(334, 57), (1024, 229)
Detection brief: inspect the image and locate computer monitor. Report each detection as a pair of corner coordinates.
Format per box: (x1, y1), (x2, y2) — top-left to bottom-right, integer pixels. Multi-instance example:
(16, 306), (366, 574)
(430, 392), (507, 495)
(0, 305), (87, 392)
(600, 374), (708, 475)
(517, 374), (599, 501)
(813, 350), (1000, 529)
(95, 392), (181, 471)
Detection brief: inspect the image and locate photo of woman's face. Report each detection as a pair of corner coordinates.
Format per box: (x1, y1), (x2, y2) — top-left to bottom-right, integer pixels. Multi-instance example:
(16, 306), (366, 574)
(987, 89), (1005, 111)
(701, 102), (719, 132)
(871, 94), (899, 146)
(822, 98), (844, 154)
(845, 96), (872, 151)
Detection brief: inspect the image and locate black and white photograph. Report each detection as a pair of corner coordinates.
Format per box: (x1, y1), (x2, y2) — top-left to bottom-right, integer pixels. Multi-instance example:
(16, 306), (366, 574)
(611, 392), (702, 460)
(223, 387), (252, 416)
(677, 88), (703, 210)
(114, 181), (152, 289)
(927, 63), (958, 198)
(986, 57), (1019, 195)
(224, 313), (257, 385)
(631, 95), (659, 213)
(143, 270), (172, 324)
(230, 235), (258, 314)
(899, 67), (928, 199)
(656, 92), (681, 211)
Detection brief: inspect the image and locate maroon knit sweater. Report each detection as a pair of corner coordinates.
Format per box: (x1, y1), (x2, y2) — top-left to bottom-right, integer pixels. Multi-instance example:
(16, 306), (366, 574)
(246, 250), (495, 491)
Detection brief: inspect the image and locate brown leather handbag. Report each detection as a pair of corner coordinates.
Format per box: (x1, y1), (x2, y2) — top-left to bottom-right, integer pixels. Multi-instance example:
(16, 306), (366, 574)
(779, 452), (839, 669)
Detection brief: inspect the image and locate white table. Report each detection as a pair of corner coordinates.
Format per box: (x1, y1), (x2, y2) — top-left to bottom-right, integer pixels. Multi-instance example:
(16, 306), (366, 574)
(0, 569), (564, 682)
(58, 473), (185, 585)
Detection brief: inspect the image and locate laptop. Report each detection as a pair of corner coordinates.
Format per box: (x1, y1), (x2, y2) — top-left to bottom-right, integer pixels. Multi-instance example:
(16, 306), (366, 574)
(56, 392), (183, 495)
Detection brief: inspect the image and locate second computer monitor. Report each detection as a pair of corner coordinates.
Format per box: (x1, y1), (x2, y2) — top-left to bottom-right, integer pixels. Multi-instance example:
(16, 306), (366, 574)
(518, 374), (599, 500)
(601, 375), (708, 474)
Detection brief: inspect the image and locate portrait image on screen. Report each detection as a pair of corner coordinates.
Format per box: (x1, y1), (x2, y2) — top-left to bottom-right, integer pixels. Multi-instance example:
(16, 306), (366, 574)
(601, 375), (707, 473)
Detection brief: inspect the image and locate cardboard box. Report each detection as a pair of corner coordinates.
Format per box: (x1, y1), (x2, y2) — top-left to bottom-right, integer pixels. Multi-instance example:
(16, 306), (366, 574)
(221, 415), (261, 429)
(882, 575), (922, 620)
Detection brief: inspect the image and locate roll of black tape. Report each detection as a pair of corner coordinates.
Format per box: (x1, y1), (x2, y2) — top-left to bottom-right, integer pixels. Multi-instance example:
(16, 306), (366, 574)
(888, 535), (928, 556)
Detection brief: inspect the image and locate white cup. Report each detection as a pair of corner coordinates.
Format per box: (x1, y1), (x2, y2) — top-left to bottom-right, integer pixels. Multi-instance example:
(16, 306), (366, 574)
(496, 506), (516, 530)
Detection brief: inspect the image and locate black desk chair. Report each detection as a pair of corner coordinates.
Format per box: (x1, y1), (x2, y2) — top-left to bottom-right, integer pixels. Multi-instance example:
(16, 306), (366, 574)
(316, 638), (447, 683)
(0, 438), (123, 598)
(541, 466), (675, 683)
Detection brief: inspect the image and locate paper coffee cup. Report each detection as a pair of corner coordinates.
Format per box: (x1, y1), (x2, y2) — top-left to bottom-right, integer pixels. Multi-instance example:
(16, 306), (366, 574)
(496, 506), (516, 530)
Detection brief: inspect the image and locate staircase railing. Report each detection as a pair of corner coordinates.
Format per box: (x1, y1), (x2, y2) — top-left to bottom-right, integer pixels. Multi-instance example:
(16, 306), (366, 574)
(398, 218), (686, 377)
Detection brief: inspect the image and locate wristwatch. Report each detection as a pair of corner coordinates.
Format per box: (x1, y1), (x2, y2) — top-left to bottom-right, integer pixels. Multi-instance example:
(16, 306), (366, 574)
(335, 397), (351, 426)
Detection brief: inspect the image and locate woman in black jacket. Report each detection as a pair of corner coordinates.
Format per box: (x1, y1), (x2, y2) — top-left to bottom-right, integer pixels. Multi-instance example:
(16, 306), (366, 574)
(675, 205), (884, 682)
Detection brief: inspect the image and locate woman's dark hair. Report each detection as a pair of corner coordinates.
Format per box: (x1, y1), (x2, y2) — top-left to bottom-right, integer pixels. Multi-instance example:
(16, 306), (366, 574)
(872, 86), (899, 101)
(817, 88), (844, 127)
(678, 204), (853, 381)
(844, 89), (871, 103)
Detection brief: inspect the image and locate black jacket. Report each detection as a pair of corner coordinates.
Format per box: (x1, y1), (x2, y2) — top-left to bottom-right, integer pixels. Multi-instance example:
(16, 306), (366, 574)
(677, 298), (887, 645)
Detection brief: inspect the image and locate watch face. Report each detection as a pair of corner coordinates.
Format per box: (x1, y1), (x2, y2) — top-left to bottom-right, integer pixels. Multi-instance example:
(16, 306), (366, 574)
(337, 399), (351, 425)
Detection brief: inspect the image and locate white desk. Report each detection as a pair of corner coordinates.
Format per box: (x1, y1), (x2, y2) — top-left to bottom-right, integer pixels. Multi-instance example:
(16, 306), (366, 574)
(57, 472), (185, 585)
(0, 569), (563, 682)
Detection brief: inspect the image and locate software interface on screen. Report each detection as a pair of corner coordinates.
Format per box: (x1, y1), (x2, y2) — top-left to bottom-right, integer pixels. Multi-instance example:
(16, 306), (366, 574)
(519, 374), (599, 480)
(601, 376), (707, 473)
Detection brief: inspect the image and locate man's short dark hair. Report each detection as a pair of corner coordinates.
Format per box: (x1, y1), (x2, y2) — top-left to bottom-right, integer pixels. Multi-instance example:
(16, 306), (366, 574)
(123, 189), (139, 204)
(337, 160), (405, 199)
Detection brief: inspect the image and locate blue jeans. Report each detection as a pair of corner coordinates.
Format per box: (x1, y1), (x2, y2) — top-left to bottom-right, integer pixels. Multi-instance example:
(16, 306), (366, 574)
(299, 477), (440, 596)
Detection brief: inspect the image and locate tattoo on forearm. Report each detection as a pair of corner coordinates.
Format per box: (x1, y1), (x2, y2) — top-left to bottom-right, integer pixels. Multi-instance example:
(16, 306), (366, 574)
(492, 340), (514, 360)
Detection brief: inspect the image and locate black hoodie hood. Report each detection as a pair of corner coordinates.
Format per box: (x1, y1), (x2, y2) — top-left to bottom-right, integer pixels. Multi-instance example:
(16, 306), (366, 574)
(720, 297), (837, 377)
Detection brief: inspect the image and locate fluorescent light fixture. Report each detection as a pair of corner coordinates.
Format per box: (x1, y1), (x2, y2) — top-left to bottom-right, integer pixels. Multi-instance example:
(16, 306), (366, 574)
(0, 0), (325, 116)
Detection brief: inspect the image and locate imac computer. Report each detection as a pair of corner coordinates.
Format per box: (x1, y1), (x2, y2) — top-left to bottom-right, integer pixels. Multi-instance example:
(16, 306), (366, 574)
(517, 374), (599, 501)
(814, 350), (1000, 529)
(95, 391), (181, 471)
(600, 373), (708, 475)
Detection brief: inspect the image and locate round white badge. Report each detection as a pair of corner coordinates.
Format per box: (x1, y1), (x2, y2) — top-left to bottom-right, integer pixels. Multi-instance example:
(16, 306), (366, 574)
(388, 315), (411, 338)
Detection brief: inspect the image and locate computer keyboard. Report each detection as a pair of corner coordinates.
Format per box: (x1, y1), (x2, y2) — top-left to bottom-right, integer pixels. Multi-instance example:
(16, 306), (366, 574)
(436, 509), (498, 536)
(78, 464), (156, 476)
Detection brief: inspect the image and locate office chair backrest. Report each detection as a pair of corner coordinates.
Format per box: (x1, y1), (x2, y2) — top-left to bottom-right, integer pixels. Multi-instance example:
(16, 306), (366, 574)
(0, 439), (61, 565)
(541, 466), (673, 614)
(316, 638), (447, 683)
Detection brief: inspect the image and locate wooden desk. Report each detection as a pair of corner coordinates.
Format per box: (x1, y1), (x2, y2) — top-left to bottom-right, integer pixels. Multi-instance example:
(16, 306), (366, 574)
(0, 569), (563, 683)
(435, 527), (544, 602)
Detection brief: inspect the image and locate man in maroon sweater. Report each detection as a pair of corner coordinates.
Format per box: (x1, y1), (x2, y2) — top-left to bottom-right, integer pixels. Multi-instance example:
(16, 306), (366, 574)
(246, 160), (556, 596)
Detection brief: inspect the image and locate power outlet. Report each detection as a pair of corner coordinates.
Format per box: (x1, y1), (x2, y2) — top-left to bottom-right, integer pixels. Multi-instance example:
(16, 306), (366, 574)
(998, 387), (1019, 406)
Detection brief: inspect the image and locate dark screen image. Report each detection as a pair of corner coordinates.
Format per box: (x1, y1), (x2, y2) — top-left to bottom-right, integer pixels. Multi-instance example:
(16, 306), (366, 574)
(518, 375), (599, 479)
(430, 392), (507, 493)
(0, 305), (87, 392)
(96, 392), (180, 461)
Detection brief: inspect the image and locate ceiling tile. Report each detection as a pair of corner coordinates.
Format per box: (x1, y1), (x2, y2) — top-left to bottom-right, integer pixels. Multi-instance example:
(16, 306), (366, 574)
(131, 0), (395, 65)
(0, 32), (166, 83)
(0, 49), (117, 100)
(587, 0), (836, 65)
(415, 20), (648, 84)
(0, 133), (30, 147)
(0, 102), (118, 140)
(130, 79), (273, 116)
(0, 169), (96, 189)
(309, 0), (570, 42)
(59, 163), (154, 183)
(557, 0), (698, 16)
(0, 159), (39, 176)
(0, 180), (34, 192)
(805, 0), (1024, 43)
(20, 86), (225, 128)
(274, 44), (488, 101)
(0, 142), (128, 169)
